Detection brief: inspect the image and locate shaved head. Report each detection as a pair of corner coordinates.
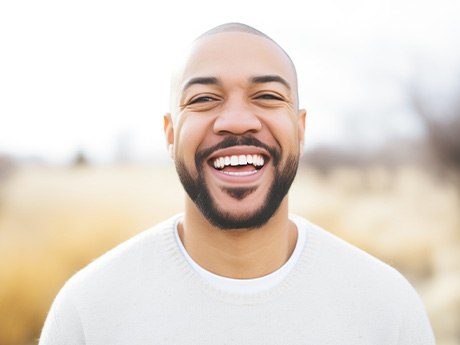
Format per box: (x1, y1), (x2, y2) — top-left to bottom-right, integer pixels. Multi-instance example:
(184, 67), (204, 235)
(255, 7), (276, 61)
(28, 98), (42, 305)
(197, 22), (296, 71)
(169, 23), (299, 115)
(197, 22), (274, 40)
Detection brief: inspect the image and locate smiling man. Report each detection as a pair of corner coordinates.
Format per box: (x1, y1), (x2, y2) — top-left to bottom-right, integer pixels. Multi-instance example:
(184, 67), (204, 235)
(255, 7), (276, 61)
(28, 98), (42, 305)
(39, 23), (435, 344)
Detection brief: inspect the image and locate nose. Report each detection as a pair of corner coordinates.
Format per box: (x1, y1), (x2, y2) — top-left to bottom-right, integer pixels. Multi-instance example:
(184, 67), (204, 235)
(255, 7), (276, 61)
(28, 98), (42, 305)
(213, 96), (262, 135)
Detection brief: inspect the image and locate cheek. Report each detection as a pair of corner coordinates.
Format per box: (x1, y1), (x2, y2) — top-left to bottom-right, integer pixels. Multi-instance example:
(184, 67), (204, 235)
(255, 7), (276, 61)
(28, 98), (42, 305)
(265, 112), (300, 151)
(175, 115), (212, 164)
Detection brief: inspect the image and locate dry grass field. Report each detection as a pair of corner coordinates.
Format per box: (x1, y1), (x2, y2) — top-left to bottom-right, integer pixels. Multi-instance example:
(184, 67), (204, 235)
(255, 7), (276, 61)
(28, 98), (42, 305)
(0, 163), (459, 345)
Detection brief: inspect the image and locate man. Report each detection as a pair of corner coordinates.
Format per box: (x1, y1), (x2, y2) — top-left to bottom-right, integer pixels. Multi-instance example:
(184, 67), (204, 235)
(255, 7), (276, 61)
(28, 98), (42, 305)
(39, 23), (435, 344)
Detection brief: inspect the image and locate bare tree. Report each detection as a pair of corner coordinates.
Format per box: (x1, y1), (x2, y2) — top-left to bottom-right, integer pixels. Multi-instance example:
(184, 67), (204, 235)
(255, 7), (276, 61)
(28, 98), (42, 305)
(411, 82), (460, 191)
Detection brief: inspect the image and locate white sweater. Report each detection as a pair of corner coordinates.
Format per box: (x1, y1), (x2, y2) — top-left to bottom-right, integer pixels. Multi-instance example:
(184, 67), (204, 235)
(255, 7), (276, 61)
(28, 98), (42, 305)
(39, 214), (435, 344)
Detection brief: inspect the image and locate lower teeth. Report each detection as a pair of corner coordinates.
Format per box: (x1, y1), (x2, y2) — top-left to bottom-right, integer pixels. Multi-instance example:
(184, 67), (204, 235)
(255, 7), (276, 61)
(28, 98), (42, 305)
(222, 170), (258, 176)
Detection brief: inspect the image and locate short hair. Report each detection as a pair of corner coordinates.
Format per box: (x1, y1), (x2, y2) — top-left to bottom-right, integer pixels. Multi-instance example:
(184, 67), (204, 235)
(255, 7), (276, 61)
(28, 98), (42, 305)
(197, 22), (273, 41)
(169, 23), (300, 113)
(196, 22), (297, 83)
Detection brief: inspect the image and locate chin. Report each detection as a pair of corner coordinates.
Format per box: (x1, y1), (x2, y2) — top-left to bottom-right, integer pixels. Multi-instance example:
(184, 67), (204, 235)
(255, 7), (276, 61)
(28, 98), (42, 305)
(176, 149), (299, 231)
(201, 197), (281, 231)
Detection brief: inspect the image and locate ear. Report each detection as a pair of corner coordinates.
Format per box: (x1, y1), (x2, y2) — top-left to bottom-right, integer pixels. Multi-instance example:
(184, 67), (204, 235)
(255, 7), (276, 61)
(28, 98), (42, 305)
(297, 109), (307, 156)
(163, 113), (175, 160)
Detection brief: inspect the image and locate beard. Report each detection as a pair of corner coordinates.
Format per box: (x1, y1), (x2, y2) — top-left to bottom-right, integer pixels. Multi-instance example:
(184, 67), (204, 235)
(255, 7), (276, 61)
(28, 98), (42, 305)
(175, 136), (299, 230)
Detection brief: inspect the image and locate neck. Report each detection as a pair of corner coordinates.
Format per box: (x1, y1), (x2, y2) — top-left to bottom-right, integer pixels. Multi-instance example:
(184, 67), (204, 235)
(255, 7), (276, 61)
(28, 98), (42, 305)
(179, 197), (297, 279)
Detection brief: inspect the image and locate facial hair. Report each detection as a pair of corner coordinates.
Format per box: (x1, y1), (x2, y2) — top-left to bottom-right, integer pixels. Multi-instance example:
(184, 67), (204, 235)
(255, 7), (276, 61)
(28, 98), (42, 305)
(175, 136), (299, 230)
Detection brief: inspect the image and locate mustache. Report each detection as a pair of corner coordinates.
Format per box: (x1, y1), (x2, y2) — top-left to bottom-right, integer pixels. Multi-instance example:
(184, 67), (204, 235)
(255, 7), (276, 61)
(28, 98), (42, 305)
(195, 135), (280, 168)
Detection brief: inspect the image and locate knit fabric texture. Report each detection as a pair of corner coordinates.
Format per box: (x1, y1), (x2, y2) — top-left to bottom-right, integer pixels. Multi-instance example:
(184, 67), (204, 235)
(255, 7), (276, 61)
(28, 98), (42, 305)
(39, 214), (435, 344)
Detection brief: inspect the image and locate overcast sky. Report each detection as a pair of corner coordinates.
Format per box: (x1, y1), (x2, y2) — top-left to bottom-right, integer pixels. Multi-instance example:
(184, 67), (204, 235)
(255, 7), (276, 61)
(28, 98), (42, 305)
(1, 0), (459, 164)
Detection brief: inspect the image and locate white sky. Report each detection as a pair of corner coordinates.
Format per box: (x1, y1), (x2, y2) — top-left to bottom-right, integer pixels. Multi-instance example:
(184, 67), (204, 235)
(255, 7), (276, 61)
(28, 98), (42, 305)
(1, 0), (459, 164)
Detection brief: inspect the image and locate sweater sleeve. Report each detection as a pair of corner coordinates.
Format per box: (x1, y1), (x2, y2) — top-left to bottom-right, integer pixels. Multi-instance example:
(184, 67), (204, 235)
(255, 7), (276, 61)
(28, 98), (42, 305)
(39, 284), (85, 345)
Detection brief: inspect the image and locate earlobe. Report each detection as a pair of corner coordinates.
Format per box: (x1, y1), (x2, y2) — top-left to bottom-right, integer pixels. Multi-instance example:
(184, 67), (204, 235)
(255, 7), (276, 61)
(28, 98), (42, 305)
(298, 109), (307, 155)
(168, 144), (175, 160)
(163, 113), (175, 160)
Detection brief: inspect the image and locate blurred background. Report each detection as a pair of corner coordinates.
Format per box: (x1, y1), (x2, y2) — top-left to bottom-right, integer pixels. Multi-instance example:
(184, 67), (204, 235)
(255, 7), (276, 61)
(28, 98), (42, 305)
(1, 0), (459, 344)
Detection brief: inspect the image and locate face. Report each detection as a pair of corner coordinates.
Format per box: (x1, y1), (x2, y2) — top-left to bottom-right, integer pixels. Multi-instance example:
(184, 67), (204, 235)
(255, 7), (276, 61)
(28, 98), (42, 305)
(165, 31), (306, 230)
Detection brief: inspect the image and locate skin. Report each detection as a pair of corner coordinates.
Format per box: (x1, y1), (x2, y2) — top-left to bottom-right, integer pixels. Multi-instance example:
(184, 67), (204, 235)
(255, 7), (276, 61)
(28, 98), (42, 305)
(164, 31), (307, 279)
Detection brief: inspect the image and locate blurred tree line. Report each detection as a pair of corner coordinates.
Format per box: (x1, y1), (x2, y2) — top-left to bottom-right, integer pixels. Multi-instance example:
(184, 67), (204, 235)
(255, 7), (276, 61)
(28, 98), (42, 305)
(412, 83), (460, 191)
(302, 78), (460, 196)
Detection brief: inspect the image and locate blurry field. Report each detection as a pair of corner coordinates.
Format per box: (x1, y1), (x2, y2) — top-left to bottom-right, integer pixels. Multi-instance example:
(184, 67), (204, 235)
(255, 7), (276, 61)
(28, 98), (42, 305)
(0, 163), (459, 345)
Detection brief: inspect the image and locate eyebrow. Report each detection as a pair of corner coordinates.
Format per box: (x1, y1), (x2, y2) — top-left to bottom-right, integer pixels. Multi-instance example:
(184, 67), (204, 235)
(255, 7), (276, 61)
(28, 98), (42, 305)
(250, 75), (291, 90)
(182, 77), (220, 93)
(181, 74), (291, 94)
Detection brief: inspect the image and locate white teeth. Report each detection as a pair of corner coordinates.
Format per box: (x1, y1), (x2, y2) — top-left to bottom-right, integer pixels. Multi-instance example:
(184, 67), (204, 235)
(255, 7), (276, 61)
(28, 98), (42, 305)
(223, 170), (258, 176)
(212, 154), (265, 170)
(214, 157), (226, 169)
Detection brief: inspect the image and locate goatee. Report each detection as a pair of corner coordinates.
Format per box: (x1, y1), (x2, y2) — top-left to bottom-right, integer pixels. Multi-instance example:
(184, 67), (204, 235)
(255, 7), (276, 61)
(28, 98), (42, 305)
(175, 136), (299, 230)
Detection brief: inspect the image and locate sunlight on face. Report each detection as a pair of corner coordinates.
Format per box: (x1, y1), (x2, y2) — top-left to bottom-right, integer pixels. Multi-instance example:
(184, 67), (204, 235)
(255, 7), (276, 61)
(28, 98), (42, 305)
(166, 30), (306, 229)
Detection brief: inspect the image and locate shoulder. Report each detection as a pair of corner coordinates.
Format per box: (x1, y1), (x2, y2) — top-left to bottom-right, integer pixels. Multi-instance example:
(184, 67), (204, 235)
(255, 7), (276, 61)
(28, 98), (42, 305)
(291, 214), (422, 297)
(59, 214), (182, 298)
(39, 215), (185, 344)
(289, 214), (434, 343)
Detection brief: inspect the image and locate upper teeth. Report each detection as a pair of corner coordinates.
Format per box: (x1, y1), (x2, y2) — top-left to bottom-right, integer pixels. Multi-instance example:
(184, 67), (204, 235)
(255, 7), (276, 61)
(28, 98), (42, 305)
(213, 154), (265, 169)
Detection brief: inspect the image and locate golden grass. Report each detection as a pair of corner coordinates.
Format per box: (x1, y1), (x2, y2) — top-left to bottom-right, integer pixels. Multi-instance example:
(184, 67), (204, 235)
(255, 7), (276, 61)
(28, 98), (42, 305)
(0, 164), (458, 345)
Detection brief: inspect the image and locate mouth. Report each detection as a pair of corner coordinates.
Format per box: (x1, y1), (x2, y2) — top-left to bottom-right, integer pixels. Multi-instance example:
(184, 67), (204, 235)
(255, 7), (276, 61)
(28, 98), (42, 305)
(196, 136), (276, 180)
(211, 153), (265, 176)
(206, 145), (269, 179)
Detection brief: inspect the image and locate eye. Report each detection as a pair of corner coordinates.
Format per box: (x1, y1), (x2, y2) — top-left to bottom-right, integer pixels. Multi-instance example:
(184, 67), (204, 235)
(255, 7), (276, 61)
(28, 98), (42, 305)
(254, 93), (284, 101)
(189, 96), (217, 105)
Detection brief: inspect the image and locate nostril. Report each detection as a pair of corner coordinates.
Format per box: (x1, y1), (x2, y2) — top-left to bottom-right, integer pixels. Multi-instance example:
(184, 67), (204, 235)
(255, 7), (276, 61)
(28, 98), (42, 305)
(213, 115), (262, 135)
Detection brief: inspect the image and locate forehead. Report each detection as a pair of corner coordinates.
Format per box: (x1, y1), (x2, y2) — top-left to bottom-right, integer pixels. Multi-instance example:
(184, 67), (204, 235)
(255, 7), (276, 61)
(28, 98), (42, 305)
(178, 32), (297, 90)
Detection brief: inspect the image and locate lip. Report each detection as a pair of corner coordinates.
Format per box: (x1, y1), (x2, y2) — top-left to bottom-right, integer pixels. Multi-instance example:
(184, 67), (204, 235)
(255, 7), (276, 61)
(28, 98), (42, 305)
(207, 160), (269, 184)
